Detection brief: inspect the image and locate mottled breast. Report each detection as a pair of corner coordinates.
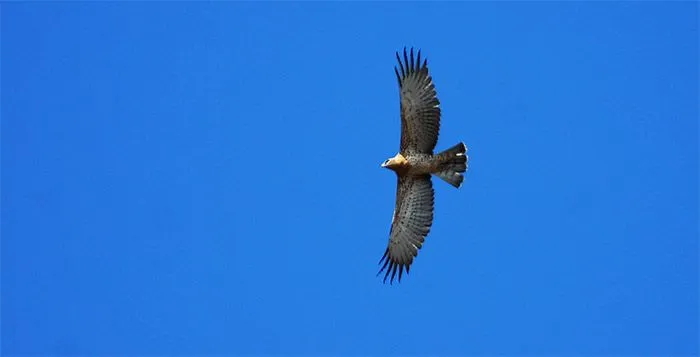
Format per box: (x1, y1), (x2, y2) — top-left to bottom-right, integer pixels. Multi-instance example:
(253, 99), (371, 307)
(405, 154), (437, 175)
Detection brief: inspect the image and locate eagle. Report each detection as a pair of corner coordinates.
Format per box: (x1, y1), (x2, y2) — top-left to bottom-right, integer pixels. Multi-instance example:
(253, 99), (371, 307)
(378, 47), (469, 284)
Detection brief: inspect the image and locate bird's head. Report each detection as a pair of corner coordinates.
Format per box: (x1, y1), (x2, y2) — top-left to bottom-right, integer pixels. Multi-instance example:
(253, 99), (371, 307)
(381, 153), (408, 170)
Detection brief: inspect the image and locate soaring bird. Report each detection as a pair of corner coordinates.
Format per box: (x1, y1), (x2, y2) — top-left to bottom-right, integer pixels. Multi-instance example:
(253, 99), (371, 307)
(378, 47), (469, 284)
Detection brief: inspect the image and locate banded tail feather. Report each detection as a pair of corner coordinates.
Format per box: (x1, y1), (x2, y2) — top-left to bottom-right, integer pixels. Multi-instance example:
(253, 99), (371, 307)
(433, 142), (468, 188)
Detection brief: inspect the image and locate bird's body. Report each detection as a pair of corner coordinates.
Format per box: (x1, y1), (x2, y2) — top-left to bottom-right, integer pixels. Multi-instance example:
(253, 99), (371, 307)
(378, 48), (469, 284)
(383, 148), (466, 179)
(383, 153), (430, 176)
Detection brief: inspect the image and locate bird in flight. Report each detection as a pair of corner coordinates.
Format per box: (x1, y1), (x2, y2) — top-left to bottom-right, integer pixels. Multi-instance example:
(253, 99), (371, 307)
(378, 47), (469, 284)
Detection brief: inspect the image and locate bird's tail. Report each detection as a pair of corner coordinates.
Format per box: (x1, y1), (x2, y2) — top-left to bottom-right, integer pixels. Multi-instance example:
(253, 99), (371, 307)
(433, 142), (468, 188)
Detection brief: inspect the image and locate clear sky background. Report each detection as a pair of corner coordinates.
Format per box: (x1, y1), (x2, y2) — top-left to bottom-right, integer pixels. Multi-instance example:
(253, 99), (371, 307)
(2, 2), (698, 356)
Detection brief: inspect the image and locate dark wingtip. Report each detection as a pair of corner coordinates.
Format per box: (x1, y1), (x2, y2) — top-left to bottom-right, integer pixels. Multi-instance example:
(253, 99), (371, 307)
(396, 47), (429, 76)
(378, 249), (389, 269)
(395, 51), (405, 79)
(383, 261), (393, 283)
(378, 249), (393, 284)
(416, 50), (421, 72)
(403, 48), (409, 76)
(378, 249), (408, 285)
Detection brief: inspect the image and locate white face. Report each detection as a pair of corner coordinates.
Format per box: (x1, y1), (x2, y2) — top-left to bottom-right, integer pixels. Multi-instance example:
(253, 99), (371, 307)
(381, 158), (391, 167)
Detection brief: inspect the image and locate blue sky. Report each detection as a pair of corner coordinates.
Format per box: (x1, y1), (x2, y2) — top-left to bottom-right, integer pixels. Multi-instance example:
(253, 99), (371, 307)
(2, 2), (698, 356)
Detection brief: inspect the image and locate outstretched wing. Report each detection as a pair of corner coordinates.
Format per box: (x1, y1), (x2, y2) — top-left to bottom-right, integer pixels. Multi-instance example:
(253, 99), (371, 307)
(378, 175), (435, 284)
(395, 47), (441, 154)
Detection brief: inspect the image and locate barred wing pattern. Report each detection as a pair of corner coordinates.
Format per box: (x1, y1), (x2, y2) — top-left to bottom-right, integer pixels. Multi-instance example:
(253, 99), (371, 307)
(378, 175), (435, 284)
(395, 48), (441, 154)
